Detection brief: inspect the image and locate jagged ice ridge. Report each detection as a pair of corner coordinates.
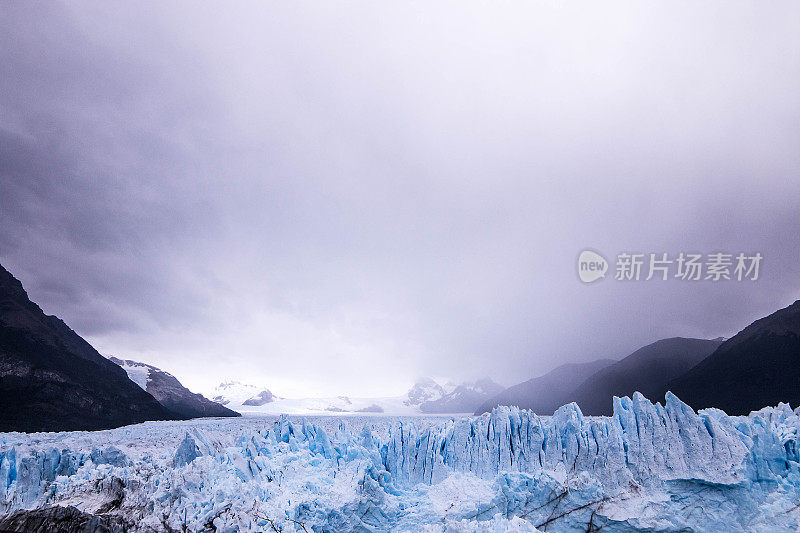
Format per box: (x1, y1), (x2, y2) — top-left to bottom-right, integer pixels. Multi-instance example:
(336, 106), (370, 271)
(1, 393), (799, 532)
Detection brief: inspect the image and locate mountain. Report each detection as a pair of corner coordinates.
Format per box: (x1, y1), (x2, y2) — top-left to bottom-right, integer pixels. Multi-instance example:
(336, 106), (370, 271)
(242, 390), (275, 406)
(109, 357), (239, 419)
(475, 359), (615, 415)
(404, 377), (446, 406)
(0, 263), (173, 432)
(210, 381), (276, 409)
(667, 301), (800, 414)
(569, 337), (724, 416)
(420, 378), (504, 413)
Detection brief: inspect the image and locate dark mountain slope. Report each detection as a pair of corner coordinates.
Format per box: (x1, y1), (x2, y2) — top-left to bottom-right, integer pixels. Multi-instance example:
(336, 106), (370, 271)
(0, 263), (173, 432)
(109, 357), (239, 419)
(475, 359), (614, 415)
(571, 337), (723, 416)
(667, 301), (800, 415)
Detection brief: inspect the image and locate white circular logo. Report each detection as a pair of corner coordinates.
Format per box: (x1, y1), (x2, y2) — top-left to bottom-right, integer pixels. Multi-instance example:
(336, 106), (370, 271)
(578, 250), (608, 283)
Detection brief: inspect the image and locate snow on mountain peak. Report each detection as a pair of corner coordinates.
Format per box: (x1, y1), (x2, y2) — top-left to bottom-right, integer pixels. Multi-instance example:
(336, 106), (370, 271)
(413, 377), (504, 414)
(461, 377), (503, 396)
(107, 356), (239, 419)
(210, 381), (275, 408)
(404, 377), (503, 412)
(111, 358), (151, 390)
(404, 377), (446, 406)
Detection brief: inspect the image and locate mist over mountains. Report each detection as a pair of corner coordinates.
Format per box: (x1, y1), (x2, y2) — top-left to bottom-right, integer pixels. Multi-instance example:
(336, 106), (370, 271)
(666, 301), (800, 414)
(2, 258), (799, 432)
(475, 359), (615, 415)
(477, 337), (724, 417)
(567, 337), (723, 416)
(480, 304), (800, 417)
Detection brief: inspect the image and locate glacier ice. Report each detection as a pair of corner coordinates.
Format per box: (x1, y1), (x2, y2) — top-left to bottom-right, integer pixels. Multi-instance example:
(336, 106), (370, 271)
(0, 393), (798, 532)
(172, 433), (202, 467)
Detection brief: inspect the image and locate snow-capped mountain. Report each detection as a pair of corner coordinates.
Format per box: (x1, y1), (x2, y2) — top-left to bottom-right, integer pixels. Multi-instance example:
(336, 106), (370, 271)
(419, 378), (504, 413)
(210, 381), (277, 408)
(404, 377), (507, 413)
(403, 377), (446, 406)
(110, 358), (239, 419)
(242, 390), (275, 406)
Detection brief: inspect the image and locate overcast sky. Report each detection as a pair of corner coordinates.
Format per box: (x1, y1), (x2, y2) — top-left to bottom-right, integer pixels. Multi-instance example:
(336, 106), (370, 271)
(1, 1), (799, 397)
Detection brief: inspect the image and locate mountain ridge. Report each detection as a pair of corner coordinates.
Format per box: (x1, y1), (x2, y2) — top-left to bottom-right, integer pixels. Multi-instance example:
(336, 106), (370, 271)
(570, 337), (723, 415)
(110, 357), (240, 419)
(0, 263), (174, 432)
(666, 300), (800, 414)
(475, 359), (615, 415)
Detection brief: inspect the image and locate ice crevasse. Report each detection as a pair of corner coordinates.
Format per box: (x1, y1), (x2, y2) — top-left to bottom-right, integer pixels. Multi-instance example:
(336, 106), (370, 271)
(0, 392), (799, 532)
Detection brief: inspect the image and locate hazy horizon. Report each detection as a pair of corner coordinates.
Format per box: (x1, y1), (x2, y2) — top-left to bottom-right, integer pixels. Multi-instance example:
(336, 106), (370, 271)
(2, 1), (799, 397)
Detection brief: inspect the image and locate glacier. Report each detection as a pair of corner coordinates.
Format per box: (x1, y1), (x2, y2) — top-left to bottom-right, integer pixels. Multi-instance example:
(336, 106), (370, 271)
(0, 393), (799, 532)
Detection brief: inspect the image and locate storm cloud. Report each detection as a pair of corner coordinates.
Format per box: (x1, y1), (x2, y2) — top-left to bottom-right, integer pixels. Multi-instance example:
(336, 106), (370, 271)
(1, 1), (799, 396)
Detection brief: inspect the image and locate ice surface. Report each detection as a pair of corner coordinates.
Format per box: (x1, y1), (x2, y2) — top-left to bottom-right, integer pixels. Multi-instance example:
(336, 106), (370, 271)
(1, 393), (799, 531)
(241, 395), (423, 416)
(207, 377), (501, 416)
(220, 393), (424, 416)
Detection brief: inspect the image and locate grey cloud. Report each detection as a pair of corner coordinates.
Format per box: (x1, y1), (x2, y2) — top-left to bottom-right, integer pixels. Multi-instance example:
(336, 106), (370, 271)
(1, 1), (799, 396)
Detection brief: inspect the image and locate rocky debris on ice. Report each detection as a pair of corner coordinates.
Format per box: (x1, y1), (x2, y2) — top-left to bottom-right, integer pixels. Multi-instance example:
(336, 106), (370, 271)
(0, 505), (127, 533)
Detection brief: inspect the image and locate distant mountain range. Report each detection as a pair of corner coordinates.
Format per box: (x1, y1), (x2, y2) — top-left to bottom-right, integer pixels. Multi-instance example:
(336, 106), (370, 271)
(481, 300), (800, 417)
(568, 337), (723, 416)
(3, 259), (798, 430)
(210, 381), (277, 408)
(479, 338), (722, 416)
(109, 357), (239, 419)
(0, 263), (172, 432)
